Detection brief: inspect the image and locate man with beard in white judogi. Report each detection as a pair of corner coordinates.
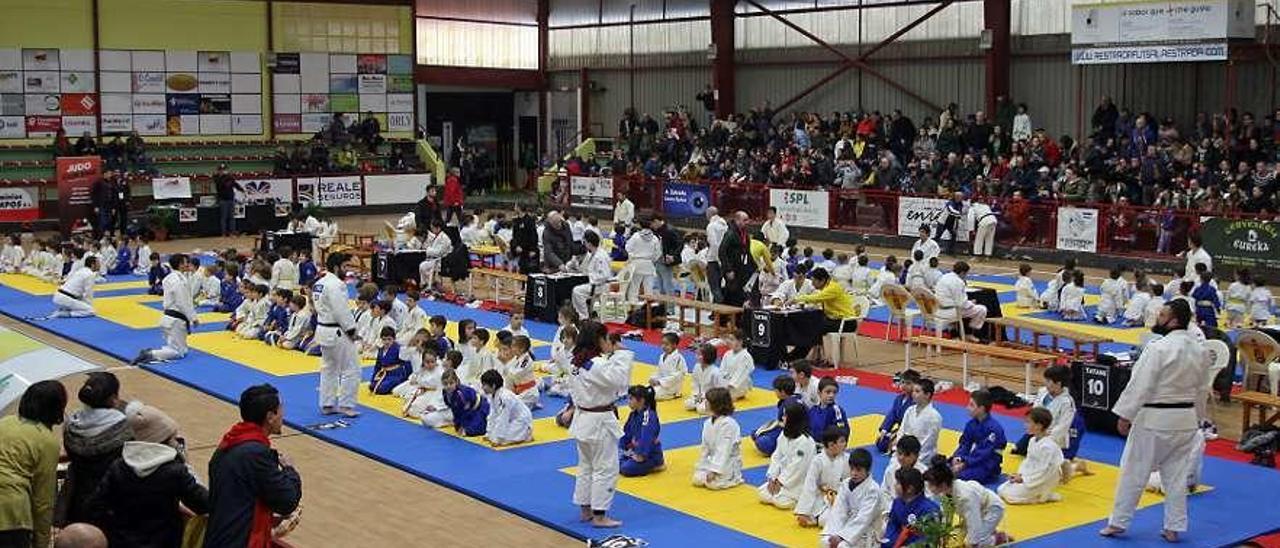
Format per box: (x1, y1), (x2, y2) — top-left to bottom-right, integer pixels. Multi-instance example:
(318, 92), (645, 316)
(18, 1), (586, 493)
(133, 254), (198, 364)
(1101, 299), (1209, 543)
(568, 322), (632, 529)
(314, 252), (362, 418)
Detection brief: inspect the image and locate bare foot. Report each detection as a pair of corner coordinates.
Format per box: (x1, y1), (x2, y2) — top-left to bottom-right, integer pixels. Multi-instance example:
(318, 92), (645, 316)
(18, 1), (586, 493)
(321, 406), (338, 415)
(341, 408), (361, 418)
(1161, 530), (1179, 543)
(1099, 525), (1125, 537)
(796, 515), (817, 528)
(591, 516), (622, 528)
(579, 506), (592, 522)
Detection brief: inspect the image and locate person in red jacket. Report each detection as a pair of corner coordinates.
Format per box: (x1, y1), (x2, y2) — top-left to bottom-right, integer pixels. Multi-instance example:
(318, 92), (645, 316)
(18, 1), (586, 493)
(443, 167), (464, 226)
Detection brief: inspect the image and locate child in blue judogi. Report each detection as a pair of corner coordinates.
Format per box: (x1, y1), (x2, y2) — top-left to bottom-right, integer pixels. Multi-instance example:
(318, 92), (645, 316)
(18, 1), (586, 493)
(438, 368), (489, 436)
(752, 374), (801, 456)
(297, 251), (317, 287)
(428, 315), (454, 356)
(213, 263), (244, 313)
(259, 288), (292, 343)
(884, 467), (940, 547)
(107, 244), (133, 275)
(1192, 271), (1221, 327)
(950, 389), (1007, 484)
(371, 326), (411, 395)
(808, 377), (849, 441)
(619, 385), (665, 477)
(875, 369), (920, 453)
(146, 253), (168, 295)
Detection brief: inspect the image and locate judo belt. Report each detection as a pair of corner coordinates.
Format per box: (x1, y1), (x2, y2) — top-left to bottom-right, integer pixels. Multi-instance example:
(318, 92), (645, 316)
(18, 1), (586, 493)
(318, 322), (340, 327)
(58, 289), (83, 301)
(577, 404), (617, 415)
(1143, 402), (1194, 409)
(514, 380), (538, 394)
(163, 309), (191, 333)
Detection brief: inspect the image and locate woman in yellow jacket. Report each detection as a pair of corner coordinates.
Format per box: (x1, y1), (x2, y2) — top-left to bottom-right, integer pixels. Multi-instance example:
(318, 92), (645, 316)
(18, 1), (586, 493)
(783, 268), (859, 364)
(0, 381), (67, 548)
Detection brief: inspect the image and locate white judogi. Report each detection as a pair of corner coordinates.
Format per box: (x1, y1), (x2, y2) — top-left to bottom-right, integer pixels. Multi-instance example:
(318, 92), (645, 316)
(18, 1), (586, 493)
(0, 244), (25, 273)
(1251, 285), (1274, 324)
(869, 270), (898, 306)
(271, 257), (299, 290)
(502, 354), (540, 409)
(133, 245), (152, 276)
(543, 340), (574, 398)
(396, 305), (427, 346)
(797, 379), (821, 408)
(721, 348), (754, 400)
(911, 238), (940, 264)
(624, 229), (660, 302)
(693, 415), (744, 489)
(569, 349), (632, 513)
(848, 265), (872, 298)
(999, 435), (1063, 504)
(1123, 290), (1153, 324)
(149, 270), (196, 361)
(947, 479), (1006, 547)
(1147, 428), (1206, 493)
(395, 364), (444, 419)
(613, 198), (635, 227)
(757, 433), (816, 508)
(969, 202), (997, 257)
(418, 231), (453, 289)
(1014, 276), (1037, 308)
(906, 262), (929, 292)
(770, 278), (815, 304)
(51, 266), (97, 317)
(459, 348), (500, 388)
(1030, 388), (1075, 450)
(1223, 281), (1249, 324)
(1143, 296), (1165, 327)
(761, 218), (790, 247)
(1040, 275), (1065, 310)
(197, 272), (221, 307)
(898, 403), (942, 463)
(1096, 277), (1128, 323)
(1107, 328), (1208, 534)
(571, 247), (613, 319)
(1183, 247), (1212, 281)
(881, 457), (929, 501)
(281, 308), (311, 349)
(485, 387), (533, 445)
(1059, 283), (1086, 319)
(313, 270), (360, 410)
(650, 350), (687, 400)
(935, 272), (985, 330)
(795, 451), (850, 522)
(684, 364), (725, 413)
(819, 478), (885, 548)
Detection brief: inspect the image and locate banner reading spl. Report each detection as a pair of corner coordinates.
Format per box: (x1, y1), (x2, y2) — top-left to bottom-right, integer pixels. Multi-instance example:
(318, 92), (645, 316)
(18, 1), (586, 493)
(768, 188), (829, 228)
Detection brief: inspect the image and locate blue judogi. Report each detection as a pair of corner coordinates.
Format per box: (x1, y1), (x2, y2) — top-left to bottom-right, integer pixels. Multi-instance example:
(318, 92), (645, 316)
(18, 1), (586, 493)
(952, 414), (1007, 484)
(147, 264), (169, 295)
(876, 393), (913, 453)
(752, 394), (801, 456)
(298, 259), (317, 287)
(1064, 408), (1085, 459)
(260, 303), (290, 341)
(619, 407), (664, 476)
(1192, 283), (1221, 327)
(107, 247), (133, 275)
(370, 342), (410, 394)
(883, 495), (941, 548)
(433, 334), (455, 357)
(808, 401), (850, 441)
(444, 384), (489, 436)
(215, 278), (243, 313)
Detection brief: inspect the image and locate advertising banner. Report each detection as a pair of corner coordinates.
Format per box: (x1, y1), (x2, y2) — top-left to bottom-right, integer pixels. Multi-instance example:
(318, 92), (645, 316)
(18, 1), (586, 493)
(55, 156), (101, 234)
(662, 182), (710, 218)
(896, 196), (971, 241)
(316, 175), (363, 207)
(235, 177), (295, 205)
(151, 176), (193, 200)
(1071, 0), (1254, 45)
(769, 188), (830, 229)
(1071, 43), (1228, 64)
(1201, 218), (1280, 276)
(0, 187), (40, 222)
(1055, 207), (1100, 253)
(364, 173), (430, 205)
(569, 176), (613, 210)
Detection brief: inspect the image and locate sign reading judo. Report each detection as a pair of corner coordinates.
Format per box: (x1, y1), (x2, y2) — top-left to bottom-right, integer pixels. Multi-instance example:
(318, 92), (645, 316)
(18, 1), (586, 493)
(569, 176), (613, 210)
(1055, 207), (1099, 253)
(897, 196), (970, 241)
(1201, 217), (1280, 276)
(316, 176), (362, 207)
(768, 188), (829, 229)
(662, 182), (710, 218)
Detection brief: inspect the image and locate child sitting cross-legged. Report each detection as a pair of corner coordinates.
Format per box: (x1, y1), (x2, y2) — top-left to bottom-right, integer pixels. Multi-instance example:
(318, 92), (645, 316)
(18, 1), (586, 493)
(370, 326), (411, 395)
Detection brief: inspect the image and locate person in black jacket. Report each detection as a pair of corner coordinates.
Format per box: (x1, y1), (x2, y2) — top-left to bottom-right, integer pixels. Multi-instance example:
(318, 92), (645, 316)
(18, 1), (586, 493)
(510, 204), (540, 274)
(204, 384), (301, 548)
(90, 172), (117, 238)
(718, 211), (753, 311)
(649, 215), (682, 295)
(540, 212), (574, 272)
(57, 372), (136, 528)
(88, 405), (208, 548)
(212, 164), (243, 237)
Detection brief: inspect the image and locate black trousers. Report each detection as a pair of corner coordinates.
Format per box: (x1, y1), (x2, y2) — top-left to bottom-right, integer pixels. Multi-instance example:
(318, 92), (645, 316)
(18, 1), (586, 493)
(936, 218), (960, 255)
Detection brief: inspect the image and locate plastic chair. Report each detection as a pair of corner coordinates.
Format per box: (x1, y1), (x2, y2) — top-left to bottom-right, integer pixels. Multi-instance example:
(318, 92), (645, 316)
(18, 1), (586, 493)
(1236, 330), (1280, 394)
(881, 284), (919, 341)
(819, 317), (860, 368)
(909, 286), (965, 353)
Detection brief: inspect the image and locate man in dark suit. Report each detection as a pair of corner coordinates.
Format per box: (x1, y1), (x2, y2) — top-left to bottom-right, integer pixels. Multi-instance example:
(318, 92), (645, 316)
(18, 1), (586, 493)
(510, 204), (540, 274)
(718, 211), (754, 311)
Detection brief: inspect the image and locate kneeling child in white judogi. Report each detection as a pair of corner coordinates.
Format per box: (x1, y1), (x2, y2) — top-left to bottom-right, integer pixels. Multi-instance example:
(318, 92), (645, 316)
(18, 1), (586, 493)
(480, 369), (532, 446)
(502, 335), (540, 410)
(685, 344), (725, 414)
(757, 402), (816, 509)
(925, 457), (1008, 548)
(542, 325), (576, 398)
(818, 448), (884, 548)
(650, 332), (687, 401)
(795, 427), (851, 527)
(692, 387), (743, 490)
(999, 407), (1063, 504)
(395, 347), (445, 419)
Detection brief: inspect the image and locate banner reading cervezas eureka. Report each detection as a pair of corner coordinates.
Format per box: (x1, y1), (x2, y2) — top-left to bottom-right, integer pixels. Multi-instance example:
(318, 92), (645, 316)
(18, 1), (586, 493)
(1201, 217), (1280, 275)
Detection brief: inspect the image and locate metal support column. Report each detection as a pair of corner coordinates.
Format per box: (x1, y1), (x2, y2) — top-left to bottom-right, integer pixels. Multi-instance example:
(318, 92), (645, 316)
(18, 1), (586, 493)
(579, 67), (590, 138)
(983, 0), (1010, 114)
(538, 0), (549, 158)
(710, 0), (736, 119)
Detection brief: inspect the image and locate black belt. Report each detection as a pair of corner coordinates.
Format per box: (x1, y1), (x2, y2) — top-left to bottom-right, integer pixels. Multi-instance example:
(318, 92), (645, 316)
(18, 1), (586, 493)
(164, 309), (191, 332)
(1143, 402), (1194, 409)
(577, 404), (617, 414)
(318, 322), (340, 327)
(58, 289), (82, 300)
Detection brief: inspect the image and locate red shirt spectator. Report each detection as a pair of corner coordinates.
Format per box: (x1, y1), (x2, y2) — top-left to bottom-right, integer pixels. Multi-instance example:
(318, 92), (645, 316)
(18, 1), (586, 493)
(444, 169), (464, 207)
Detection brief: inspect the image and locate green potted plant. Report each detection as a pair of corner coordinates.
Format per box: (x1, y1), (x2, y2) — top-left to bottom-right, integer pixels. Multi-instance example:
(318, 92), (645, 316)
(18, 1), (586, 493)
(908, 495), (961, 547)
(147, 206), (178, 241)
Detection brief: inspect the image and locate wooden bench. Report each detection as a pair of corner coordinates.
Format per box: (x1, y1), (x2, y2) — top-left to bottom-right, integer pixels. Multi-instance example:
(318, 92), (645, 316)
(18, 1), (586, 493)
(988, 316), (1114, 359)
(1238, 390), (1280, 431)
(906, 335), (1058, 396)
(641, 293), (743, 338)
(469, 268), (527, 308)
